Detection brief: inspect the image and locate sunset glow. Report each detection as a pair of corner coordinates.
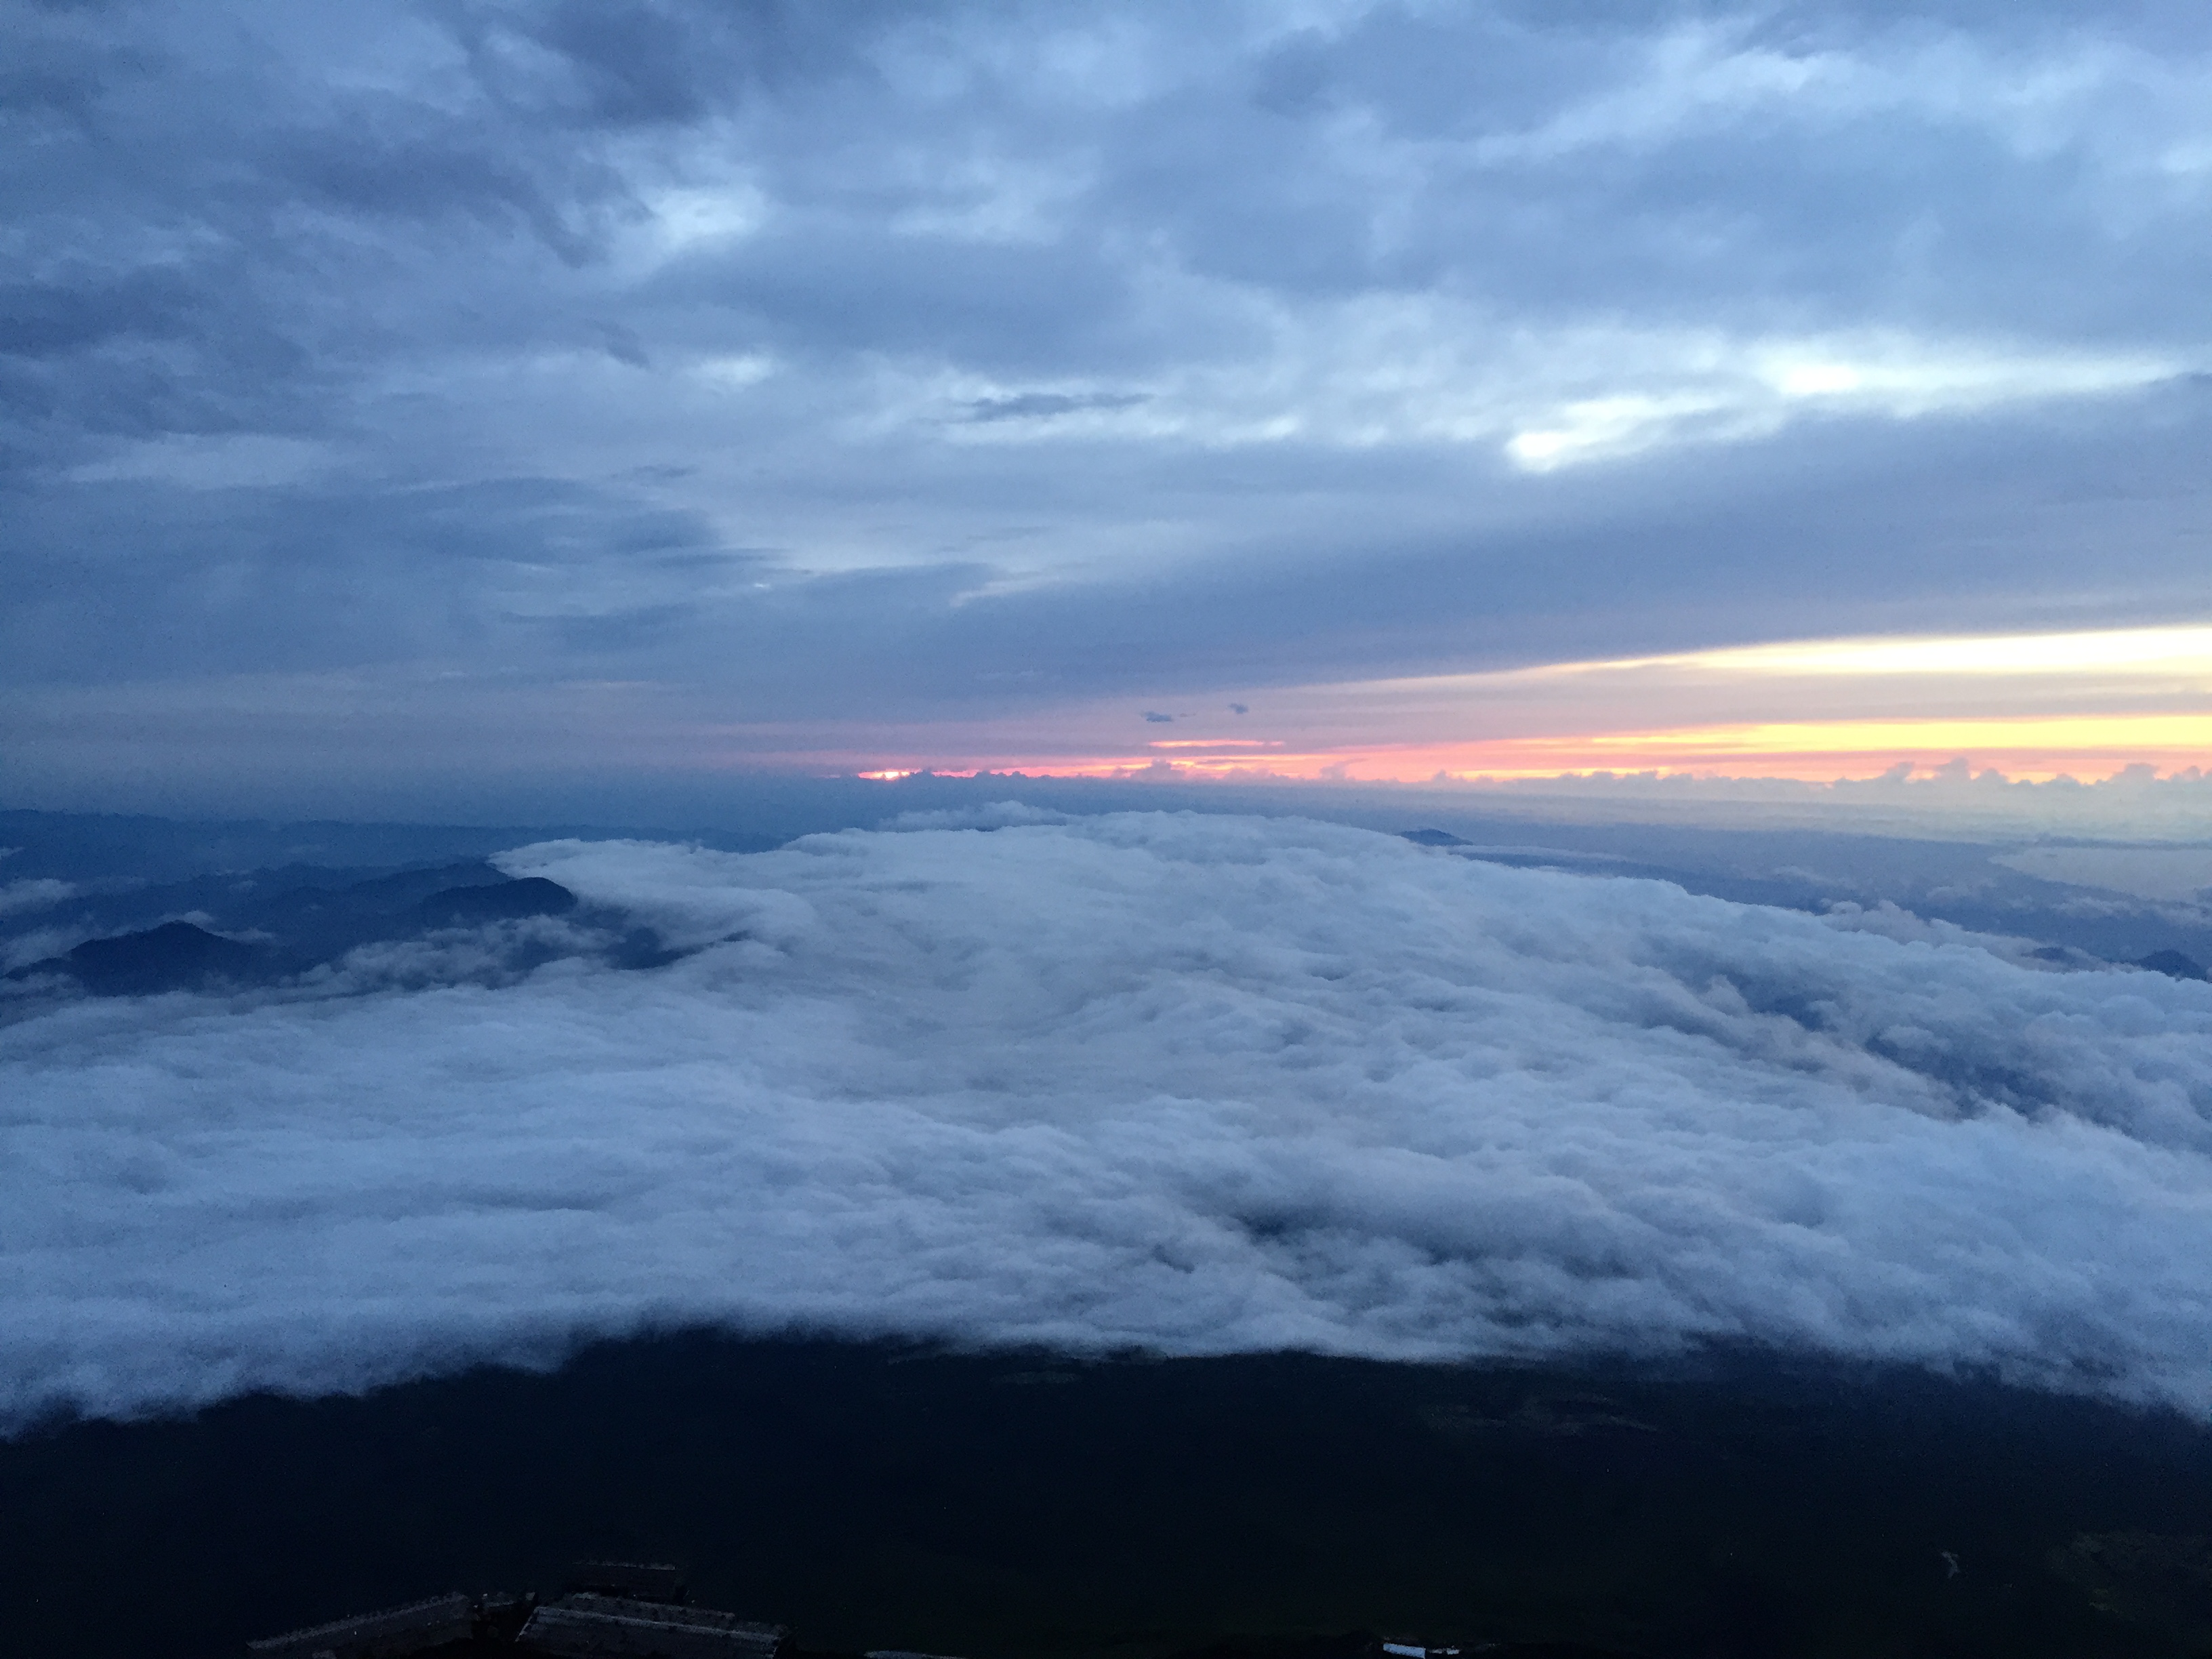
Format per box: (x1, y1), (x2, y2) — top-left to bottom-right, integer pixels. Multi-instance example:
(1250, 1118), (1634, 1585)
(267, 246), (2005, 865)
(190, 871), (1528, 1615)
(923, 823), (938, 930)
(826, 626), (2212, 786)
(1591, 626), (2212, 680)
(844, 721), (2212, 785)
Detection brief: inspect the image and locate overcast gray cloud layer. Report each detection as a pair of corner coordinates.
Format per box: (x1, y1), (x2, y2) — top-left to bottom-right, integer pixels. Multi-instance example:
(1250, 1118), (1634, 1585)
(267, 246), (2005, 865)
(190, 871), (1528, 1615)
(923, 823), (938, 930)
(7, 1), (2212, 766)
(7, 814), (2212, 1427)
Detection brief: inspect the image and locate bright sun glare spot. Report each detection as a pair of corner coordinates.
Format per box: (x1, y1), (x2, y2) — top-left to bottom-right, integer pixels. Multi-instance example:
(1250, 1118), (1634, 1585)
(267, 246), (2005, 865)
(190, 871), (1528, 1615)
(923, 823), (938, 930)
(1505, 430), (1574, 466)
(1774, 362), (1863, 396)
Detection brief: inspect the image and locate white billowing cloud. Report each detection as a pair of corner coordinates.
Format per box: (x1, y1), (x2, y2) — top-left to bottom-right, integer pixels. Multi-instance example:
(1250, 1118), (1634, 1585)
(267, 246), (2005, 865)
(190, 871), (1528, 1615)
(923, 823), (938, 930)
(1, 926), (85, 976)
(1502, 334), (2178, 470)
(1465, 18), (2204, 171)
(883, 801), (1071, 831)
(933, 300), (2179, 469)
(6, 812), (2212, 1429)
(503, 839), (819, 953)
(1812, 899), (2084, 970)
(0, 880), (75, 919)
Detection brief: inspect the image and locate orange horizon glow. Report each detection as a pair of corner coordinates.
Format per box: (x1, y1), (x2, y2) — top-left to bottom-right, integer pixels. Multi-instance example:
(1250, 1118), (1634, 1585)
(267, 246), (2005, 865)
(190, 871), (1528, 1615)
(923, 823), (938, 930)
(1540, 623), (2212, 682)
(823, 711), (2212, 785)
(1147, 737), (1281, 750)
(683, 625), (2212, 792)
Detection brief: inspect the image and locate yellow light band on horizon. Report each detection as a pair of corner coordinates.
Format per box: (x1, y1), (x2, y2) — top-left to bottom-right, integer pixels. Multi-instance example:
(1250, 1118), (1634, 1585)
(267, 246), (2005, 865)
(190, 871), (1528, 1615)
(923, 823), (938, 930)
(1681, 626), (2212, 678)
(827, 709), (2212, 784)
(1336, 623), (2212, 699)
(1542, 713), (2212, 754)
(1540, 624), (2212, 682)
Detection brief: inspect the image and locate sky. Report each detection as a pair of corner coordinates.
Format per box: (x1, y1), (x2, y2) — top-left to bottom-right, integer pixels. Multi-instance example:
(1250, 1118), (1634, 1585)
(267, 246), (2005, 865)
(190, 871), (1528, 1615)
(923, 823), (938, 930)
(7, 0), (2212, 808)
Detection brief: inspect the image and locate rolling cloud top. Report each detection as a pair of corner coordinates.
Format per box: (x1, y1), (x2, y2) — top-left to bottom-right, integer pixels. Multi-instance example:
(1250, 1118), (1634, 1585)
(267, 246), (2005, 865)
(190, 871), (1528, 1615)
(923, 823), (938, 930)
(7, 812), (2212, 1427)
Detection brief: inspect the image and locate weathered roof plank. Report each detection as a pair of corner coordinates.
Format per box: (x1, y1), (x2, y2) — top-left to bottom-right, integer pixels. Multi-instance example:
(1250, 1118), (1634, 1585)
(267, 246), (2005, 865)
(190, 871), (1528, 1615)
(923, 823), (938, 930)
(558, 1593), (783, 1642)
(519, 1603), (783, 1659)
(245, 1593), (476, 1659)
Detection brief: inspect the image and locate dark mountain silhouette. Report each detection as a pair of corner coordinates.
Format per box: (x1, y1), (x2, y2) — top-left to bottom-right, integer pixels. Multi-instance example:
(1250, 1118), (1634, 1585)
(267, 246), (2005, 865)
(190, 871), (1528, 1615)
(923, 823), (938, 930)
(2137, 949), (2209, 981)
(417, 877), (577, 926)
(256, 862), (513, 951)
(255, 863), (485, 912)
(19, 921), (264, 996)
(4, 869), (587, 999)
(9, 1340), (2209, 1659)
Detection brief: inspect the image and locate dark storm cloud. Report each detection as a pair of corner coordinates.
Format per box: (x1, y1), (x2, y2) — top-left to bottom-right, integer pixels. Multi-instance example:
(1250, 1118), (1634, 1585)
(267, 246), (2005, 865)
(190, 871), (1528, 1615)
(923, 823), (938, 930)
(4, 0), (2212, 773)
(962, 390), (1151, 423)
(0, 472), (749, 683)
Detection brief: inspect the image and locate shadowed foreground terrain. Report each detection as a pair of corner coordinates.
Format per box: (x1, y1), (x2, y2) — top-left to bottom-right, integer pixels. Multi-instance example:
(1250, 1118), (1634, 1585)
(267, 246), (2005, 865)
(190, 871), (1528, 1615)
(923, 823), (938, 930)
(5, 1339), (2212, 1659)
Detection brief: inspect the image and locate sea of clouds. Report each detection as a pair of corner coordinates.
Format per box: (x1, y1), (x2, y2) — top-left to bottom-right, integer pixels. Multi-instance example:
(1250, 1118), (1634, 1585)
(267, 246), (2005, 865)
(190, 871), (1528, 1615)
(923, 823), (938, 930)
(6, 810), (2212, 1429)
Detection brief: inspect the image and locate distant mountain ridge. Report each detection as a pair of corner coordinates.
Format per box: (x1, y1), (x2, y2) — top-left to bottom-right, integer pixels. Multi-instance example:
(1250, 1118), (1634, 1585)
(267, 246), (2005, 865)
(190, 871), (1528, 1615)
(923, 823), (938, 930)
(45, 921), (264, 996)
(6, 866), (582, 998)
